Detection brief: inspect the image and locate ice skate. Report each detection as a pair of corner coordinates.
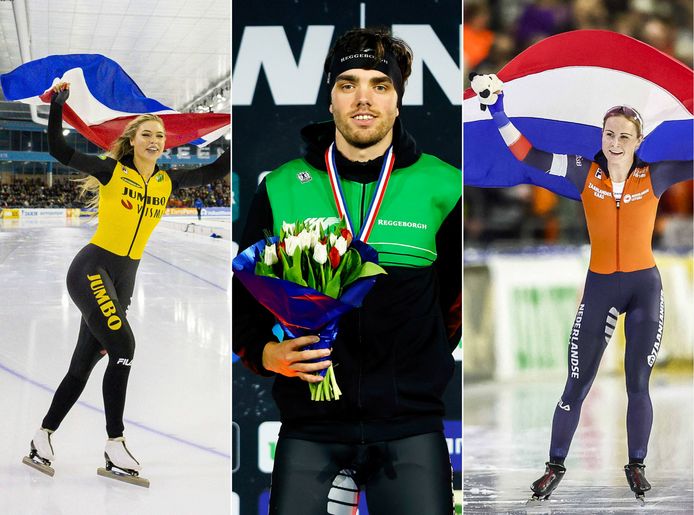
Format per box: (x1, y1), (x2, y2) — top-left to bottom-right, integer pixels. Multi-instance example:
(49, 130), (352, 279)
(22, 428), (55, 477)
(527, 462), (566, 505)
(624, 463), (650, 506)
(96, 437), (149, 488)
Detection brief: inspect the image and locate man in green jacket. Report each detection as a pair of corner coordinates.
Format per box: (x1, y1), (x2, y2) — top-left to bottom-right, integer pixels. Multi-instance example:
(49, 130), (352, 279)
(234, 27), (461, 514)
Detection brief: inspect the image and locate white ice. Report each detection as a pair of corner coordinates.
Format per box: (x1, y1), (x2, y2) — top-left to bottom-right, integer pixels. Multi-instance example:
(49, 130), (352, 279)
(0, 216), (230, 515)
(464, 372), (694, 514)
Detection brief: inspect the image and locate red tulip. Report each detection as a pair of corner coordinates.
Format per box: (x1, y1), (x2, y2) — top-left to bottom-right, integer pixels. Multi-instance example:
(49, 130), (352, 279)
(329, 246), (341, 269)
(341, 228), (353, 245)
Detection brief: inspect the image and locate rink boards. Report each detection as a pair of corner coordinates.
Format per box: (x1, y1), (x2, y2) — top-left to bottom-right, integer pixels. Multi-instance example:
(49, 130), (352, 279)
(464, 248), (694, 382)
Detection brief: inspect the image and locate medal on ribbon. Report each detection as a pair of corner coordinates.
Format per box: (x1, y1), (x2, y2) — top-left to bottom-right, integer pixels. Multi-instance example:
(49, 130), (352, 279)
(324, 142), (395, 242)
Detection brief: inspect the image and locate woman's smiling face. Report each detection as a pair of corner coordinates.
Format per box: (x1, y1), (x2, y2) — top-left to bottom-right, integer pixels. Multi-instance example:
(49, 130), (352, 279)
(601, 115), (641, 167)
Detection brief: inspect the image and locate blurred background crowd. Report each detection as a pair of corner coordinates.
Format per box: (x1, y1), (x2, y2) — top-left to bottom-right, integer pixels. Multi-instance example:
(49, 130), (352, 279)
(1, 177), (230, 210)
(463, 0), (693, 251)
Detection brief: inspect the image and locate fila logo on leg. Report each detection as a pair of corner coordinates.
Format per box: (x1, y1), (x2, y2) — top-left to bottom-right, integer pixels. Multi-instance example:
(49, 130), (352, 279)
(116, 358), (133, 366)
(558, 401), (571, 411)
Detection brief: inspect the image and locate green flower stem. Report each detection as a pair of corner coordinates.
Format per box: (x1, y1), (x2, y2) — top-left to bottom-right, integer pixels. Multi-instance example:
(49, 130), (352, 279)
(329, 365), (342, 399)
(307, 364), (341, 401)
(306, 365), (341, 401)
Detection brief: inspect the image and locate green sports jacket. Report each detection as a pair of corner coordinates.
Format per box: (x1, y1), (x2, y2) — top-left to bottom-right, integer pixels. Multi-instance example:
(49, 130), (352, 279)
(233, 119), (462, 443)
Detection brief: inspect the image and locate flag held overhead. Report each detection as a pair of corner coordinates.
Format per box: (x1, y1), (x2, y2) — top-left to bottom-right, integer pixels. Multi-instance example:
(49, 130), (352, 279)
(464, 30), (694, 200)
(0, 54), (230, 150)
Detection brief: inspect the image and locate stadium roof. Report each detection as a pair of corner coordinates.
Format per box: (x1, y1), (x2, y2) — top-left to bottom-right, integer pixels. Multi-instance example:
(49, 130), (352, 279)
(0, 0), (230, 120)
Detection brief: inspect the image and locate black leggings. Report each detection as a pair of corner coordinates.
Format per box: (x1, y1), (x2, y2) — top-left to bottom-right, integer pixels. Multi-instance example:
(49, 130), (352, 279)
(42, 244), (139, 438)
(550, 266), (663, 462)
(269, 432), (453, 515)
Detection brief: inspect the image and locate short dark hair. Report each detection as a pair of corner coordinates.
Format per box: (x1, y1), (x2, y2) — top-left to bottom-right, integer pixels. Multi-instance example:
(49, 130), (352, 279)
(324, 27), (413, 84)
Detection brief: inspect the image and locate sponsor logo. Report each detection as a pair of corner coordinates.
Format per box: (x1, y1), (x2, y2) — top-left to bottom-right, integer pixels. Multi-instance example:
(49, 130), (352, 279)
(296, 171), (312, 183)
(622, 189), (649, 204)
(588, 181), (611, 199)
(87, 274), (122, 330)
(121, 177), (143, 189)
(594, 168), (602, 179)
(340, 52), (387, 64)
(121, 187), (167, 206)
(633, 168), (647, 178)
(575, 156), (583, 167)
(257, 421), (281, 473)
(116, 358), (133, 366)
(234, 24), (461, 106)
(121, 187), (167, 218)
(155, 173), (164, 182)
(303, 216), (340, 228)
(647, 291), (664, 368)
(377, 219), (428, 230)
(569, 304), (584, 379)
(558, 400), (571, 411)
(121, 199), (133, 210)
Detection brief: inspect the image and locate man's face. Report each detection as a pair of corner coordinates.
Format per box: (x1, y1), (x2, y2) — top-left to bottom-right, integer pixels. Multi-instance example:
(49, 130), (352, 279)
(330, 68), (399, 150)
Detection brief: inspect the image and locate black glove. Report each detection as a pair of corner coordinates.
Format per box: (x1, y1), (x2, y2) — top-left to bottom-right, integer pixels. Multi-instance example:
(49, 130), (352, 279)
(52, 88), (69, 106)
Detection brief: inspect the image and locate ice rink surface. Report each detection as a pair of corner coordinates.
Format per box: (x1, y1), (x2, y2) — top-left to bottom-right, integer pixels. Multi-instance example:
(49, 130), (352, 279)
(0, 216), (230, 515)
(464, 372), (693, 514)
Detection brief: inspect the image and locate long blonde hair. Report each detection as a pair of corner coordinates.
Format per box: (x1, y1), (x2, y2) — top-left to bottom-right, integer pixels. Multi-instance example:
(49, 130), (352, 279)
(75, 114), (166, 212)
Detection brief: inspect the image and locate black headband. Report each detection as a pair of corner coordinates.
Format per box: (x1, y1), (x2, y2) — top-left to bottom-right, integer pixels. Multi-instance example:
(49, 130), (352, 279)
(326, 48), (404, 107)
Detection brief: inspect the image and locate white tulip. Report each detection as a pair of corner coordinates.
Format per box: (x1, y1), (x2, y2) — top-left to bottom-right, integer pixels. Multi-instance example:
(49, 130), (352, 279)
(297, 229), (312, 251)
(309, 226), (321, 247)
(284, 235), (299, 256)
(282, 221), (296, 235)
(335, 236), (348, 256)
(329, 233), (338, 246)
(263, 244), (278, 266)
(313, 243), (328, 264)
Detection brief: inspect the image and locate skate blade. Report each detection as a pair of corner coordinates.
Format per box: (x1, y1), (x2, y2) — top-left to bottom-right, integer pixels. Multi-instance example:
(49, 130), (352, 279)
(526, 495), (550, 507)
(22, 456), (55, 477)
(635, 494), (645, 506)
(97, 467), (149, 488)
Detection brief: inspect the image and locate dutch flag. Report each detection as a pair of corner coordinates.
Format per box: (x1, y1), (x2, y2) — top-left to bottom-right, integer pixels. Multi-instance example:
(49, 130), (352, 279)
(464, 30), (693, 200)
(0, 54), (230, 150)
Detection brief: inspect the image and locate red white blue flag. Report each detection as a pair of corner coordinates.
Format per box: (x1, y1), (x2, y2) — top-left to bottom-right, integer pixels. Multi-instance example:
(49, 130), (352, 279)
(0, 54), (230, 150)
(464, 30), (694, 200)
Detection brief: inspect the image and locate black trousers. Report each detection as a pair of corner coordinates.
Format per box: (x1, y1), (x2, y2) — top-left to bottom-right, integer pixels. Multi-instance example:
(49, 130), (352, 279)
(42, 244), (139, 438)
(269, 432), (453, 515)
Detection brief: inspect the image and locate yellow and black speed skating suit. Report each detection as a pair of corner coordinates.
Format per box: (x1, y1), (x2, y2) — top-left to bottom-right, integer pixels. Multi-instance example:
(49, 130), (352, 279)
(41, 96), (229, 438)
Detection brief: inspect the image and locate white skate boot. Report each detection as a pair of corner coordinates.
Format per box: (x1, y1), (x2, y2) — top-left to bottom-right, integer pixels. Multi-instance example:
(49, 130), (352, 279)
(22, 428), (56, 476)
(97, 437), (149, 488)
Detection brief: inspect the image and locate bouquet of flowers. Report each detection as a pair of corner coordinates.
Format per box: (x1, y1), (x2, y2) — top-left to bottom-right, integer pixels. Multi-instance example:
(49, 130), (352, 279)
(232, 218), (386, 401)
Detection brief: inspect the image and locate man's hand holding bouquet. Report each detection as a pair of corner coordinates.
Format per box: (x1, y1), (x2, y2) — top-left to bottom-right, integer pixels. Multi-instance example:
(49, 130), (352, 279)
(232, 218), (386, 401)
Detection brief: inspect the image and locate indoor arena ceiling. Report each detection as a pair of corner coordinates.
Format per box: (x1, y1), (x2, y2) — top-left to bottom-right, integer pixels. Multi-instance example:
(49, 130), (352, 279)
(0, 0), (230, 116)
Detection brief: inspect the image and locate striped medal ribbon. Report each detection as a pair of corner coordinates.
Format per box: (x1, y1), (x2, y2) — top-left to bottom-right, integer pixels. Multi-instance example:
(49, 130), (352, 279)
(324, 142), (395, 242)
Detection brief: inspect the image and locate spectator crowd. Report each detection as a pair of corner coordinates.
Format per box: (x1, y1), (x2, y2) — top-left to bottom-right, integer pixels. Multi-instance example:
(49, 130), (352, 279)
(1, 176), (230, 210)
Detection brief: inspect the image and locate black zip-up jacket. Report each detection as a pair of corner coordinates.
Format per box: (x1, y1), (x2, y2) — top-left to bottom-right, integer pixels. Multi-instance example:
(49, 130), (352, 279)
(233, 119), (462, 443)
